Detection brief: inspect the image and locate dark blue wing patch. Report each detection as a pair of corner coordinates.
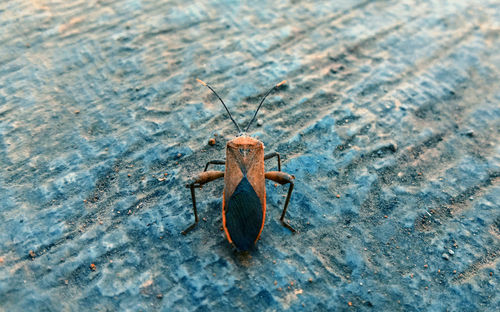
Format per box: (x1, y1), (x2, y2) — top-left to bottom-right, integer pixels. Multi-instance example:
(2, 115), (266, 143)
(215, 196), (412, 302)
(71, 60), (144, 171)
(225, 177), (263, 251)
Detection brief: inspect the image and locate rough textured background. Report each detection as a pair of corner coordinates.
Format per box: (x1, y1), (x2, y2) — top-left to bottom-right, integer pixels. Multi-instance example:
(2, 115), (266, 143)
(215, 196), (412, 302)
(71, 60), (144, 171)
(1, 0), (499, 311)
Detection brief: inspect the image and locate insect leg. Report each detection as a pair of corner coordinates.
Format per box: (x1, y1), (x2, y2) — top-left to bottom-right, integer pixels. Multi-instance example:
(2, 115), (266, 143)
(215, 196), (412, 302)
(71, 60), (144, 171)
(203, 159), (225, 172)
(265, 171), (296, 232)
(264, 152), (281, 171)
(181, 185), (198, 235)
(181, 170), (224, 235)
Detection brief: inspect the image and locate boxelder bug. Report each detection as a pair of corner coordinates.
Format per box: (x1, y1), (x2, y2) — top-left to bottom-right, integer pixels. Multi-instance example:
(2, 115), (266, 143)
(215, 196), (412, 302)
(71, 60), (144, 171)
(181, 79), (296, 251)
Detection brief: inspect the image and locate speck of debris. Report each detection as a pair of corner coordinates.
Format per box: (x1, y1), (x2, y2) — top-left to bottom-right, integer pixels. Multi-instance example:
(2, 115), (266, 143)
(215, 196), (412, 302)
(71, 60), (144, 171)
(90, 263), (96, 271)
(208, 138), (216, 145)
(29, 250), (36, 259)
(156, 294), (163, 299)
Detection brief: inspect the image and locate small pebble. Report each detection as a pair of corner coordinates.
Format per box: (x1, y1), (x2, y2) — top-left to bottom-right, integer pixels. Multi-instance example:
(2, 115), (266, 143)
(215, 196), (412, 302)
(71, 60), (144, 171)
(448, 249), (454, 255)
(90, 263), (96, 271)
(156, 294), (163, 299)
(208, 138), (216, 146)
(348, 302), (352, 307)
(257, 119), (263, 126)
(442, 253), (449, 260)
(336, 194), (340, 198)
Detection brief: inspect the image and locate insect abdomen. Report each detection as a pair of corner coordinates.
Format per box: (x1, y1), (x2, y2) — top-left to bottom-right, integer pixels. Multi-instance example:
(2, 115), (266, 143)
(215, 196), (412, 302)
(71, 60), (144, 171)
(225, 176), (263, 250)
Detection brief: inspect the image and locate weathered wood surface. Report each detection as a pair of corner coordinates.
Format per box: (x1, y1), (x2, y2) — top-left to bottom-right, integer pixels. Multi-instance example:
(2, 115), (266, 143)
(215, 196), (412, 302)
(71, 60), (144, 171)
(1, 0), (499, 310)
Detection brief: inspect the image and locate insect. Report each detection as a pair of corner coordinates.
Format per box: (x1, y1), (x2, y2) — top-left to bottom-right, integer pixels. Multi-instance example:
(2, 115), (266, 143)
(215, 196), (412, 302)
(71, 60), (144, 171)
(181, 78), (296, 251)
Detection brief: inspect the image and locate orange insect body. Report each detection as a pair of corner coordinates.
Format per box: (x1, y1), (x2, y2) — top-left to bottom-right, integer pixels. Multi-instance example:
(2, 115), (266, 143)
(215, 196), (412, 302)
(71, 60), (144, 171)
(222, 136), (266, 248)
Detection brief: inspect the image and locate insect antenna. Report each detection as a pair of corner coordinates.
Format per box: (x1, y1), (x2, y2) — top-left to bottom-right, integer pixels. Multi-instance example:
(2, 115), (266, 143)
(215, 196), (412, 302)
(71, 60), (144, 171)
(245, 80), (286, 132)
(196, 79), (242, 133)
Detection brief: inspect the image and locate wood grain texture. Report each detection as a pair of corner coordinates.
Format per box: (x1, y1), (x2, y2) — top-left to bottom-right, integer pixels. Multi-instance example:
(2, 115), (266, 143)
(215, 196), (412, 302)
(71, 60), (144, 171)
(0, 0), (499, 310)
